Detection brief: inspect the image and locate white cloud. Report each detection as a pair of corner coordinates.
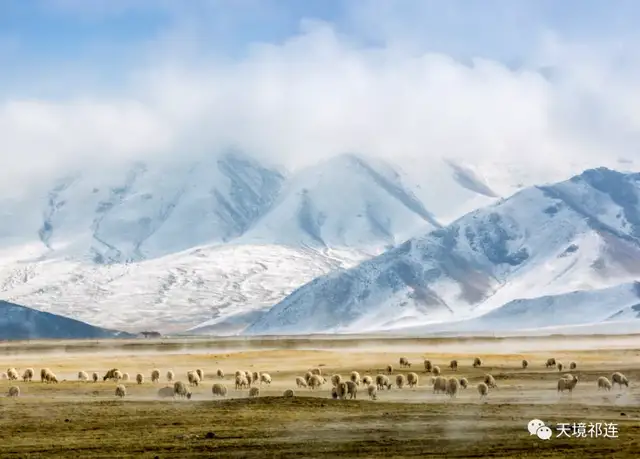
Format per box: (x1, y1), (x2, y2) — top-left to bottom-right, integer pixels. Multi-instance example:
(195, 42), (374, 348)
(2, 5), (640, 197)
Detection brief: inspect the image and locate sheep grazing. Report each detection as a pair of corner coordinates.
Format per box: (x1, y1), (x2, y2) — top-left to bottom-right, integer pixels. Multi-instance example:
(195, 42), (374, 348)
(424, 360), (432, 373)
(407, 372), (419, 388)
(308, 374), (323, 390)
(166, 370), (174, 383)
(446, 377), (459, 397)
(173, 381), (192, 399)
(251, 371), (260, 384)
(40, 368), (48, 382)
(432, 366), (441, 376)
(449, 360), (458, 371)
(557, 375), (578, 393)
(157, 386), (175, 398)
(195, 369), (204, 381)
(597, 376), (612, 391)
(22, 368), (34, 382)
(367, 384), (377, 400)
(433, 376), (447, 394)
(77, 371), (89, 382)
(484, 374), (497, 388)
(457, 377), (468, 389)
(151, 369), (160, 383)
(187, 371), (200, 387)
(260, 373), (272, 385)
(136, 373), (144, 384)
(477, 382), (488, 398)
(362, 375), (373, 386)
(375, 374), (392, 390)
(115, 384), (126, 398)
(350, 371), (361, 385)
(0, 372), (7, 380)
(103, 368), (119, 381)
(304, 371), (313, 384)
(216, 369), (224, 378)
(311, 367), (322, 376)
(395, 374), (406, 389)
(212, 383), (228, 397)
(92, 372), (98, 382)
(612, 372), (629, 389)
(521, 359), (529, 369)
(331, 387), (339, 399)
(8, 386), (20, 397)
(7, 368), (19, 381)
(43, 370), (58, 384)
(235, 374), (248, 390)
(336, 382), (348, 399)
(331, 374), (343, 387)
(249, 387), (260, 397)
(283, 389), (294, 397)
(399, 357), (411, 368)
(345, 380), (358, 399)
(386, 365), (393, 374)
(296, 376), (308, 388)
(122, 373), (130, 381)
(557, 362), (564, 372)
(472, 357), (482, 368)
(545, 358), (556, 368)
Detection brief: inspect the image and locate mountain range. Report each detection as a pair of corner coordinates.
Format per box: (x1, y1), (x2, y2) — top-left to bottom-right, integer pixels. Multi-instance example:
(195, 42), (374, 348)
(0, 150), (639, 337)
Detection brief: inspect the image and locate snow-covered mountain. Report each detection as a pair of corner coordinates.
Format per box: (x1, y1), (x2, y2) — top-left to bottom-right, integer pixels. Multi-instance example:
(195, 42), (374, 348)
(0, 152), (448, 333)
(244, 167), (640, 335)
(0, 300), (132, 340)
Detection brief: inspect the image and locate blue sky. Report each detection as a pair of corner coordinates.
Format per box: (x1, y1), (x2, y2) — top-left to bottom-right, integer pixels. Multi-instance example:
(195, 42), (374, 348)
(1, 0), (640, 191)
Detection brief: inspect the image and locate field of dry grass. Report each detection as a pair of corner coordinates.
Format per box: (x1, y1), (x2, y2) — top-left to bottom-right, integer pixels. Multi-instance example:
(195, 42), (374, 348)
(1, 334), (639, 458)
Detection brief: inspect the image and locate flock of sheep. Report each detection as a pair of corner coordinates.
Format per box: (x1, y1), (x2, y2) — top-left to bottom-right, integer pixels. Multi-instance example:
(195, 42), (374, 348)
(1, 355), (631, 402)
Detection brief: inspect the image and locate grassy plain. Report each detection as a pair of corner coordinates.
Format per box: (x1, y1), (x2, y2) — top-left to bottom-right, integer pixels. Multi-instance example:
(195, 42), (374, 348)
(0, 334), (639, 458)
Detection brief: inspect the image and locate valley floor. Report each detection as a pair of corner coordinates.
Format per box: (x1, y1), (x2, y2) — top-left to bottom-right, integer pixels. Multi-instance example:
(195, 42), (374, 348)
(0, 335), (639, 457)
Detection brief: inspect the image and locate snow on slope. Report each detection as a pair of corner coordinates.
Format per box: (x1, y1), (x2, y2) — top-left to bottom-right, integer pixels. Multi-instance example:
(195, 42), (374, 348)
(238, 153), (441, 253)
(390, 282), (640, 335)
(0, 244), (367, 333)
(244, 167), (640, 336)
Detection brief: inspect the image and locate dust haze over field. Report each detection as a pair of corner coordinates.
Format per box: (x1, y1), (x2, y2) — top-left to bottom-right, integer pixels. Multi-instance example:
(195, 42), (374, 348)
(1, 334), (639, 457)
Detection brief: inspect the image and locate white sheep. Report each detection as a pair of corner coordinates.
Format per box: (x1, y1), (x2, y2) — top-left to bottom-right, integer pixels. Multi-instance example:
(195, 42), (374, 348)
(252, 371), (260, 384)
(260, 373), (272, 385)
(173, 381), (192, 399)
(449, 360), (458, 371)
(612, 372), (629, 389)
(245, 371), (253, 386)
(0, 372), (7, 380)
(569, 362), (577, 370)
(115, 384), (126, 398)
(432, 366), (441, 376)
(446, 377), (459, 397)
(295, 376), (308, 388)
(350, 371), (361, 385)
(216, 369), (224, 378)
(113, 370), (123, 381)
(166, 370), (174, 382)
(308, 374), (323, 390)
(40, 368), (48, 382)
(196, 369), (204, 381)
(8, 386), (20, 397)
(92, 372), (99, 382)
(521, 359), (529, 369)
(22, 368), (34, 382)
(472, 357), (482, 368)
(557, 375), (578, 393)
(44, 370), (58, 383)
(136, 373), (144, 384)
(395, 374), (406, 389)
(367, 384), (377, 400)
(433, 376), (447, 394)
(151, 369), (160, 383)
(424, 360), (432, 372)
(304, 371), (313, 384)
(7, 368), (19, 381)
(212, 383), (228, 397)
(335, 382), (348, 399)
(459, 377), (468, 389)
(399, 357), (411, 368)
(597, 376), (612, 391)
(331, 374), (343, 387)
(311, 367), (322, 376)
(484, 374), (497, 388)
(545, 358), (556, 368)
(345, 380), (358, 399)
(157, 386), (174, 398)
(187, 370), (200, 387)
(362, 375), (373, 386)
(249, 387), (260, 397)
(283, 389), (294, 397)
(375, 374), (391, 390)
(122, 372), (130, 381)
(477, 382), (488, 398)
(406, 372), (419, 388)
(235, 374), (248, 390)
(77, 371), (89, 382)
